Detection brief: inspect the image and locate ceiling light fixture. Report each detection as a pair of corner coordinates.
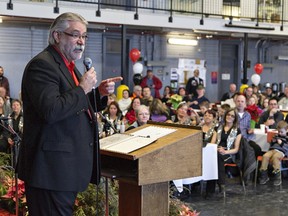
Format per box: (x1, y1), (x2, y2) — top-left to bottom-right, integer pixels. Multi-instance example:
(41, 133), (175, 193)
(167, 38), (198, 46)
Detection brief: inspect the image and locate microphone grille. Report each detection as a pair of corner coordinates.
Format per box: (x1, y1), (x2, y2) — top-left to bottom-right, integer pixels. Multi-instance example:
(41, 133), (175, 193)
(83, 57), (92, 70)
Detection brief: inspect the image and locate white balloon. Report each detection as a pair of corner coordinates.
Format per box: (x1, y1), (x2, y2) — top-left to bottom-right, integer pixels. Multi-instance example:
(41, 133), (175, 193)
(251, 74), (261, 86)
(133, 62), (143, 74)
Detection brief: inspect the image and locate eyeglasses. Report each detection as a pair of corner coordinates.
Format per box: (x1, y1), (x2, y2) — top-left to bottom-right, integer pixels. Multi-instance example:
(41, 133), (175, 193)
(269, 103), (278, 106)
(62, 31), (88, 41)
(226, 113), (235, 118)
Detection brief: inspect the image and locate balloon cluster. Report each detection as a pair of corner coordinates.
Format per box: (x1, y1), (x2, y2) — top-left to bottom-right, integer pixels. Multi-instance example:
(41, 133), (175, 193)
(251, 63), (263, 86)
(130, 48), (143, 85)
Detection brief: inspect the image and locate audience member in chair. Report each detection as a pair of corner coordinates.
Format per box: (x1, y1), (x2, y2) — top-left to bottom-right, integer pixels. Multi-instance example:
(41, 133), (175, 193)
(169, 102), (199, 126)
(202, 110), (217, 147)
(206, 108), (242, 198)
(256, 97), (284, 129)
(126, 105), (150, 131)
(259, 121), (288, 186)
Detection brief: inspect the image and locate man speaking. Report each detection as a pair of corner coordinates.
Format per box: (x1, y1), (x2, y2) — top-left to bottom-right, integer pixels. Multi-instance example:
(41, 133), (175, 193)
(19, 12), (122, 215)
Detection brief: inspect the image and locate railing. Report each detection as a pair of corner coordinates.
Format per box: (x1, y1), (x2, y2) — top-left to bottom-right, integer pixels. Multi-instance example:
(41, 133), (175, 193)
(6, 0), (288, 28)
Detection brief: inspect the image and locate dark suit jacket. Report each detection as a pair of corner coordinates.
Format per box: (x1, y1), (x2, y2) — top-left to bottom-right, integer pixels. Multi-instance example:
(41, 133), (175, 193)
(185, 77), (204, 97)
(18, 45), (106, 192)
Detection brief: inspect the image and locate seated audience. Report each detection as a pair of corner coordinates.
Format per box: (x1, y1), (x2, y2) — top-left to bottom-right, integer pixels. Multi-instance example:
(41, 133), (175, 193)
(178, 87), (191, 102)
(189, 85), (210, 110)
(102, 101), (123, 135)
(198, 101), (210, 126)
(142, 86), (154, 107)
(222, 92), (241, 108)
(217, 104), (231, 126)
(118, 89), (132, 116)
(221, 83), (237, 101)
(161, 86), (174, 104)
(125, 97), (142, 125)
(131, 85), (142, 99)
(245, 95), (263, 128)
(261, 97), (269, 112)
(256, 97), (284, 129)
(0, 96), (9, 152)
(169, 102), (199, 126)
(278, 86), (288, 109)
(259, 121), (288, 186)
(206, 108), (242, 198)
(0, 87), (12, 115)
(202, 110), (217, 146)
(244, 86), (253, 100)
(126, 105), (150, 131)
(264, 85), (275, 99)
(149, 98), (170, 122)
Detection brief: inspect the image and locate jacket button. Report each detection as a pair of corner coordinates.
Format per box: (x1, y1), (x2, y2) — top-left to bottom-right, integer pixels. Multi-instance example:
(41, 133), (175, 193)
(89, 142), (93, 147)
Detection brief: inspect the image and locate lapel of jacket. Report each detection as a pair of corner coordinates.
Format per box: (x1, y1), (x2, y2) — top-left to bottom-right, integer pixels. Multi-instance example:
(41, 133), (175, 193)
(46, 45), (76, 88)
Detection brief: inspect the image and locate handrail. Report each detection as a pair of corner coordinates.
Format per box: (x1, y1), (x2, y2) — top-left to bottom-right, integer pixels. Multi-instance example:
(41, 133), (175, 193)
(5, 0), (288, 26)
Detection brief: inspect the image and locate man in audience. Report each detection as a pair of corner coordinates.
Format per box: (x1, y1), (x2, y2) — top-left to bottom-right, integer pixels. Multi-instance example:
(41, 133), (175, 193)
(278, 86), (288, 109)
(264, 85), (274, 99)
(221, 83), (237, 101)
(256, 97), (284, 129)
(0, 87), (12, 114)
(142, 86), (153, 107)
(140, 69), (162, 99)
(235, 95), (255, 141)
(189, 85), (209, 110)
(185, 69), (204, 98)
(0, 66), (10, 97)
(131, 85), (142, 99)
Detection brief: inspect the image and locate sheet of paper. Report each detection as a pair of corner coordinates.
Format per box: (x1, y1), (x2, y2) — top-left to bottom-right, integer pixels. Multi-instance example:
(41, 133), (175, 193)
(130, 126), (177, 139)
(105, 136), (158, 154)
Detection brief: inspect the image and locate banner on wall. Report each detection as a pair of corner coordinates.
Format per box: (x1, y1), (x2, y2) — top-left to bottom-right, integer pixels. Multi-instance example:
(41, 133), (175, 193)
(211, 71), (218, 84)
(177, 58), (206, 86)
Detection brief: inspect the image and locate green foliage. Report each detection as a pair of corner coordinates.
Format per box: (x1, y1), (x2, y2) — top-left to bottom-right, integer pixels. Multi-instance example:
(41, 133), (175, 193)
(74, 178), (118, 216)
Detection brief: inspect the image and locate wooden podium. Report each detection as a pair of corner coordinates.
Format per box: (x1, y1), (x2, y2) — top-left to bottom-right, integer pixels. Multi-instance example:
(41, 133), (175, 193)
(100, 122), (202, 216)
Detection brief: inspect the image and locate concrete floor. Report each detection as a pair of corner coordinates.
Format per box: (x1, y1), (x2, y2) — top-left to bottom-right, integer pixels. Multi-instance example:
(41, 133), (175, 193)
(181, 174), (288, 216)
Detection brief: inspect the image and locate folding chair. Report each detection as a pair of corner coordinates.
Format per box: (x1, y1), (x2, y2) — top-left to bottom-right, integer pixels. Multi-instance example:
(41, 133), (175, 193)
(254, 156), (288, 187)
(224, 163), (246, 198)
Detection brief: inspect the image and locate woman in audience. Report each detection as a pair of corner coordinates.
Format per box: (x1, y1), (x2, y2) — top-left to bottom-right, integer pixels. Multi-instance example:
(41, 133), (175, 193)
(149, 98), (170, 122)
(202, 110), (217, 146)
(261, 97), (269, 112)
(102, 101), (123, 134)
(125, 97), (142, 125)
(161, 86), (174, 104)
(170, 102), (199, 126)
(178, 87), (190, 102)
(206, 108), (242, 198)
(126, 105), (150, 131)
(118, 89), (132, 116)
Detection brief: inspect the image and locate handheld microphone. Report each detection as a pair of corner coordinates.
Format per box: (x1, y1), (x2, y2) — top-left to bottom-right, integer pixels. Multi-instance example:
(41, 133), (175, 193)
(83, 57), (93, 71)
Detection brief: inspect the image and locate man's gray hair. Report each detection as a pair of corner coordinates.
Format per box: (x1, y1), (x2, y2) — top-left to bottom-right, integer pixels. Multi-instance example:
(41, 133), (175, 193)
(48, 12), (88, 45)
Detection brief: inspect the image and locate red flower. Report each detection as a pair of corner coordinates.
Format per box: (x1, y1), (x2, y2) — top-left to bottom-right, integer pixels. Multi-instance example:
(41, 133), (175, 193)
(245, 104), (263, 121)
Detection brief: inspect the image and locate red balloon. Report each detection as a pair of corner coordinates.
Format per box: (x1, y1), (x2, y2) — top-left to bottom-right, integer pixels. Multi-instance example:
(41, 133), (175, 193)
(129, 48), (141, 63)
(254, 63), (263, 75)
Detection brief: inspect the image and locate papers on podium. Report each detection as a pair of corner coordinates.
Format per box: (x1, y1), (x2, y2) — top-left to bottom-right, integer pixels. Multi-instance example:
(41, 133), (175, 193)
(100, 126), (177, 154)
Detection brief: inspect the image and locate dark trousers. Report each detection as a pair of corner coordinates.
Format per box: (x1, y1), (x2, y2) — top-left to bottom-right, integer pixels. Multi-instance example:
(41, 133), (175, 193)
(25, 185), (77, 216)
(206, 152), (232, 194)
